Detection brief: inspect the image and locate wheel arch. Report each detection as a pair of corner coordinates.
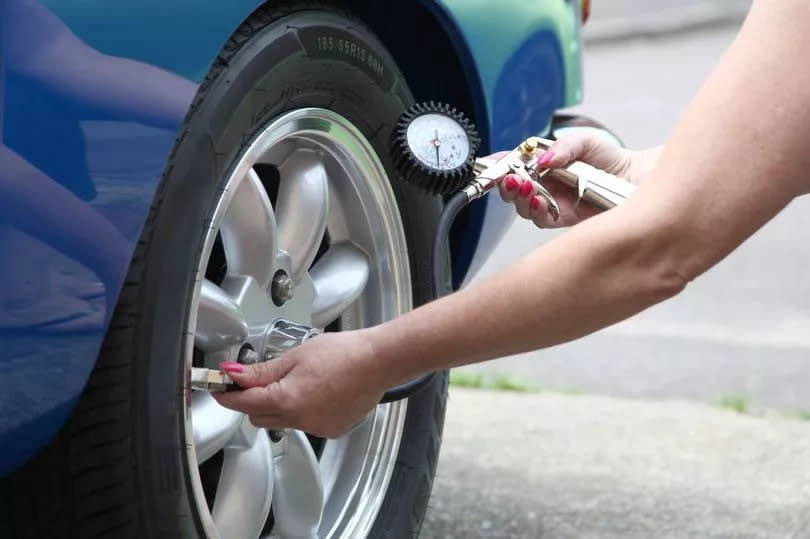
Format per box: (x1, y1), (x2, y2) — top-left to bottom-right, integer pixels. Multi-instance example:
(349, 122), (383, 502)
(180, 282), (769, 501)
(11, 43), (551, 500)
(345, 0), (492, 288)
(341, 1), (581, 288)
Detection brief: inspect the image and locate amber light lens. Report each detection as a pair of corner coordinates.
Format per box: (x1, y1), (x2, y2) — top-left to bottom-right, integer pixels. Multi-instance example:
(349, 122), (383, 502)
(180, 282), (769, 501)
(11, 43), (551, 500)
(582, 0), (591, 23)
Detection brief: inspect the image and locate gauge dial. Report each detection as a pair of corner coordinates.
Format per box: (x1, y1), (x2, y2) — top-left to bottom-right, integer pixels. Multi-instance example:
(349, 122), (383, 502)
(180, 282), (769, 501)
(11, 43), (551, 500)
(391, 102), (480, 196)
(405, 113), (471, 171)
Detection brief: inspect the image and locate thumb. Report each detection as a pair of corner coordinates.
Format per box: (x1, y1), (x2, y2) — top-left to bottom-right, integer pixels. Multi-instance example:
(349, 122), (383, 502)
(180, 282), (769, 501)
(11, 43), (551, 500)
(542, 136), (591, 169)
(544, 132), (628, 174)
(222, 358), (293, 389)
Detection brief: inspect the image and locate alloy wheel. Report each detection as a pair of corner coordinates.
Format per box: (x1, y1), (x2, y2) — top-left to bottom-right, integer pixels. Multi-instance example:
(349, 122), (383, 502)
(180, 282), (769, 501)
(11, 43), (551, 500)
(183, 108), (412, 539)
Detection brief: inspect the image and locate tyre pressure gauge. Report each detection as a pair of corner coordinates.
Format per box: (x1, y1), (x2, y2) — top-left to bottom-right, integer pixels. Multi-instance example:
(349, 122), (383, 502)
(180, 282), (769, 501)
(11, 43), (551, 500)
(391, 102), (480, 195)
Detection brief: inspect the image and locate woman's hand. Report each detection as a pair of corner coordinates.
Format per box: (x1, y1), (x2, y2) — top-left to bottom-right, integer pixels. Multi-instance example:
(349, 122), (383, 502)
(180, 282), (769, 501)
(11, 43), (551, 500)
(212, 329), (394, 439)
(497, 133), (661, 228)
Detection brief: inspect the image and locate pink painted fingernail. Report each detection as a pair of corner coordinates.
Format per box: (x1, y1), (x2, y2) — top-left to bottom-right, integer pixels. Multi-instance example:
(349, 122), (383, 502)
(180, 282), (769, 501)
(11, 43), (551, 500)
(519, 181), (534, 197)
(504, 175), (520, 191)
(220, 361), (244, 374)
(530, 196), (542, 211)
(537, 151), (555, 166)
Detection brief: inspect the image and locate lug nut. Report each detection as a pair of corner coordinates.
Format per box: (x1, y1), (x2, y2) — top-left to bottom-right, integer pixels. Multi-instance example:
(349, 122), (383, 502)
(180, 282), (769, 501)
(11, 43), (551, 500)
(271, 270), (295, 305)
(237, 347), (259, 365)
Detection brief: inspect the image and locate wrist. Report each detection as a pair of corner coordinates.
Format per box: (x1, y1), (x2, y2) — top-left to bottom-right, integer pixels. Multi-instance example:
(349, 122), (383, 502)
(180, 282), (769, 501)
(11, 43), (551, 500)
(361, 322), (421, 389)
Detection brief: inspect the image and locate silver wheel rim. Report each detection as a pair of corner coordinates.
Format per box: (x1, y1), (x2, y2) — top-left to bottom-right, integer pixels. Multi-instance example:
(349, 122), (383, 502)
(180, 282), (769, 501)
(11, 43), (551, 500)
(182, 108), (411, 539)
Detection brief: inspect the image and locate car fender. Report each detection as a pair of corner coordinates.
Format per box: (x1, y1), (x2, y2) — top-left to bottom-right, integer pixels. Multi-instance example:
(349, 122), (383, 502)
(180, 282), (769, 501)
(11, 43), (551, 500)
(0, 0), (583, 476)
(0, 0), (265, 478)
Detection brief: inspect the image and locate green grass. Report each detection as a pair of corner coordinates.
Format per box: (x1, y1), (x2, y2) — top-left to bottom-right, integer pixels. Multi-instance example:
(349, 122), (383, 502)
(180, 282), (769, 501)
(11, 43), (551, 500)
(794, 410), (810, 421)
(490, 375), (534, 392)
(553, 387), (583, 395)
(448, 370), (487, 389)
(449, 370), (543, 393)
(713, 394), (750, 414)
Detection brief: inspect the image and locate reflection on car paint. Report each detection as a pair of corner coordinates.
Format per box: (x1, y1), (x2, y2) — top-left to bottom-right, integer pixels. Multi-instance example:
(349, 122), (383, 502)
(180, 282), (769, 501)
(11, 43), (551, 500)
(0, 0), (200, 475)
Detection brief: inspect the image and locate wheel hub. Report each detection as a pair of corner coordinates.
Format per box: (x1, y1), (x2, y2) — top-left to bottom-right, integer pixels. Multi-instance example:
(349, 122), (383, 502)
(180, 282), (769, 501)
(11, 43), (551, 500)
(263, 319), (321, 362)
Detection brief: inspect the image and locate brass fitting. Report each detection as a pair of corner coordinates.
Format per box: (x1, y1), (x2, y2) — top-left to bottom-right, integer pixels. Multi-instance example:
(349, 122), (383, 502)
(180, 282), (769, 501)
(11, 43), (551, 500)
(519, 136), (541, 156)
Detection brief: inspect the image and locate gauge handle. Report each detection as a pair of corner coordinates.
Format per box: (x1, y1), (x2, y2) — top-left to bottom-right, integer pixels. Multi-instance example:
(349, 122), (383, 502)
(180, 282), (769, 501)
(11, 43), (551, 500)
(548, 163), (636, 210)
(472, 150), (636, 210)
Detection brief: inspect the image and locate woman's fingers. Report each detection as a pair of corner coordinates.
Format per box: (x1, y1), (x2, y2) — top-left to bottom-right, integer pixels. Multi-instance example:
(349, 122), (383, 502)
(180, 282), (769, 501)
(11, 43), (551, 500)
(497, 135), (626, 228)
(212, 385), (285, 416)
(513, 179), (563, 226)
(514, 179), (536, 219)
(543, 134), (629, 175)
(499, 173), (522, 202)
(529, 195), (555, 228)
(247, 413), (286, 430)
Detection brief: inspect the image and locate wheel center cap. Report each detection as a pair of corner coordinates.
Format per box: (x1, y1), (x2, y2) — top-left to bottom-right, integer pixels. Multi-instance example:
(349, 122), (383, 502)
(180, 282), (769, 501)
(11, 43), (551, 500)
(263, 319), (321, 362)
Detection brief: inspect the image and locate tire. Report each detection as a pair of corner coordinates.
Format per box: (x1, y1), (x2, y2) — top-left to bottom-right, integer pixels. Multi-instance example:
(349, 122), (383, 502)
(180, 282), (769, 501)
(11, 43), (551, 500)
(0, 3), (448, 538)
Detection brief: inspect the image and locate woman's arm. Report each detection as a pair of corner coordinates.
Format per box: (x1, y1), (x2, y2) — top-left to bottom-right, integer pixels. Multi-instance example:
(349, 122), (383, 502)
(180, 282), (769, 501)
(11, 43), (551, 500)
(367, 0), (810, 387)
(5, 0), (197, 129)
(214, 0), (810, 438)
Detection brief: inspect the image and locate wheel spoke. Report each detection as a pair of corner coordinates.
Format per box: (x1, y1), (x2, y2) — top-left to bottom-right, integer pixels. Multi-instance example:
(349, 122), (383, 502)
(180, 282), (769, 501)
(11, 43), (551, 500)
(272, 430), (324, 539)
(276, 150), (329, 282)
(310, 243), (370, 328)
(212, 429), (274, 539)
(191, 392), (243, 463)
(220, 168), (277, 291)
(195, 280), (248, 352)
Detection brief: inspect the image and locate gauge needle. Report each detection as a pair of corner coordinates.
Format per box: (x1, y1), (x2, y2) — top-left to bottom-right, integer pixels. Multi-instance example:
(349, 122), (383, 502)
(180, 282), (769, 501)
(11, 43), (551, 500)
(433, 128), (441, 167)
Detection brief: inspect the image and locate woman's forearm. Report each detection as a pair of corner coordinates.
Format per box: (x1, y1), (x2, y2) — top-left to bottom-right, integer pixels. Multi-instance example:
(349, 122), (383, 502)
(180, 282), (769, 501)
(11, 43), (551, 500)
(367, 205), (685, 387)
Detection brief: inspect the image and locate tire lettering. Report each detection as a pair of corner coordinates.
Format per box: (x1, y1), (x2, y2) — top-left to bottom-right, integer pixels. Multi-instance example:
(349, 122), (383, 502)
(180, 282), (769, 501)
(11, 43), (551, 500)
(307, 32), (386, 81)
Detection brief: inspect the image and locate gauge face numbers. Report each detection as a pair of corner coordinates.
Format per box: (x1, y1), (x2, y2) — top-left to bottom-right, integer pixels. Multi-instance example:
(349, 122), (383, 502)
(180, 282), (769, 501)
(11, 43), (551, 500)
(405, 113), (471, 171)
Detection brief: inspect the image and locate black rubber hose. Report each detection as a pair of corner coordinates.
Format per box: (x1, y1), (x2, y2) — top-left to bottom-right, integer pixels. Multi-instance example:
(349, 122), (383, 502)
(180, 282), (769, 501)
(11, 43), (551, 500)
(379, 191), (469, 403)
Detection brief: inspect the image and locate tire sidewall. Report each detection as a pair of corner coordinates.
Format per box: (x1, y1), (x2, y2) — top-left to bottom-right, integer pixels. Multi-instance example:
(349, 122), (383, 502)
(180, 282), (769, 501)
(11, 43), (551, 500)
(139, 8), (447, 538)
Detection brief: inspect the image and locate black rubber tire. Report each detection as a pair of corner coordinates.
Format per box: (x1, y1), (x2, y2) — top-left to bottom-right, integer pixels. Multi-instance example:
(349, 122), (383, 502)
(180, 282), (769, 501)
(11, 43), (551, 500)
(0, 3), (448, 538)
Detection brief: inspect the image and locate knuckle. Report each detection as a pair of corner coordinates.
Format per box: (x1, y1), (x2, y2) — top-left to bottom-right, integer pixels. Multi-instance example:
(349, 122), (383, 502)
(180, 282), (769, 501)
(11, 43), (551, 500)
(248, 361), (272, 381)
(516, 204), (530, 219)
(262, 381), (284, 405)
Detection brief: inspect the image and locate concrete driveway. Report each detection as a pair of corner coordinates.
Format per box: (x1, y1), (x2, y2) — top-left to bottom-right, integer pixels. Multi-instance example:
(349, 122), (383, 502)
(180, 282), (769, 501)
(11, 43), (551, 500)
(422, 388), (810, 539)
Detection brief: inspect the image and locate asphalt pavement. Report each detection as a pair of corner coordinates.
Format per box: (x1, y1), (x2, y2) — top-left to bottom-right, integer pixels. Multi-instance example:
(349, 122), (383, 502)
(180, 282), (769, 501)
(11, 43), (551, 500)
(423, 11), (810, 539)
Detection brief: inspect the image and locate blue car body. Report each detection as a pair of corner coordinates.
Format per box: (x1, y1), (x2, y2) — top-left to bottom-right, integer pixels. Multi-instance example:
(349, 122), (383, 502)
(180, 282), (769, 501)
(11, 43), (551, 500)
(0, 0), (585, 476)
